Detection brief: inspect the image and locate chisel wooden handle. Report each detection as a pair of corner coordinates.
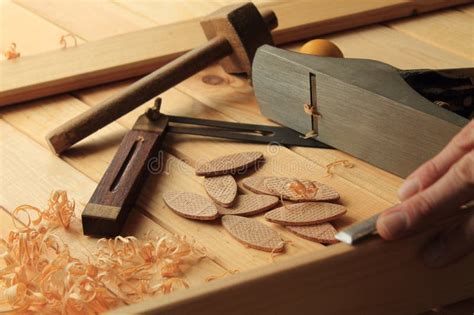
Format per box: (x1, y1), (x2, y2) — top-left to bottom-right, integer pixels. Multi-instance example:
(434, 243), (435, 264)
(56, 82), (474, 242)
(82, 116), (168, 237)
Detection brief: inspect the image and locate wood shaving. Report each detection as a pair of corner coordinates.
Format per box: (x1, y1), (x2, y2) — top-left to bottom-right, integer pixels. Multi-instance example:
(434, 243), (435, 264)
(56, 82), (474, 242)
(325, 160), (354, 177)
(204, 269), (239, 282)
(59, 33), (78, 49)
(303, 103), (321, 117)
(2, 42), (21, 60)
(269, 241), (292, 262)
(0, 191), (206, 314)
(286, 180), (318, 199)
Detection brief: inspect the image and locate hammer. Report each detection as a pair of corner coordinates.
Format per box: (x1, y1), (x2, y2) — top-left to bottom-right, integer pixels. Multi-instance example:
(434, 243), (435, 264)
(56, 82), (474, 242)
(46, 3), (277, 155)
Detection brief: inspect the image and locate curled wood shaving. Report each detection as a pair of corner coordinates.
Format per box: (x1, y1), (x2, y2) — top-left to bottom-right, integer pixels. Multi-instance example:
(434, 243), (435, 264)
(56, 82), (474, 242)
(204, 269), (239, 282)
(269, 241), (291, 262)
(59, 33), (78, 49)
(0, 191), (206, 314)
(303, 103), (322, 117)
(325, 160), (354, 177)
(2, 42), (21, 60)
(286, 180), (318, 199)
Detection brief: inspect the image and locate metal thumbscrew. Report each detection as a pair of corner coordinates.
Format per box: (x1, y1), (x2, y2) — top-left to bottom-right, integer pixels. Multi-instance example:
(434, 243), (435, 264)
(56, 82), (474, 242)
(146, 98), (162, 121)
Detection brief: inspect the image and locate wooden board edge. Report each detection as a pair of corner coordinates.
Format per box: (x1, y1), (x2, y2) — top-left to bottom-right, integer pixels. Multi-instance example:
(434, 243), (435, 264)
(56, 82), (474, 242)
(110, 215), (474, 315)
(1, 1), (472, 107)
(272, 2), (414, 45)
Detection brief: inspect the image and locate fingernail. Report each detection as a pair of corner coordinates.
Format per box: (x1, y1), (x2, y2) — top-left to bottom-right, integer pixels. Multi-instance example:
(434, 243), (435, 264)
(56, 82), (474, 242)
(398, 178), (420, 201)
(378, 211), (408, 239)
(423, 237), (445, 267)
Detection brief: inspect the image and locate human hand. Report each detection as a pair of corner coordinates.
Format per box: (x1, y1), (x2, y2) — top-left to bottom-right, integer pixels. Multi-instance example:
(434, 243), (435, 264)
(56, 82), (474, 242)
(376, 119), (474, 267)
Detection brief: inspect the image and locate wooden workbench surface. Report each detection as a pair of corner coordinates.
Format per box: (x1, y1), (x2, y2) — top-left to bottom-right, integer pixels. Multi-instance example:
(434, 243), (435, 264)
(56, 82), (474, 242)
(1, 0), (473, 313)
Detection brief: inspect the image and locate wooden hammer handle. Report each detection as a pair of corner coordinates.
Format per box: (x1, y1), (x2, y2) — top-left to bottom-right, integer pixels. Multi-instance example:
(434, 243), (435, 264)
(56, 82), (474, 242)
(82, 123), (167, 237)
(46, 36), (232, 155)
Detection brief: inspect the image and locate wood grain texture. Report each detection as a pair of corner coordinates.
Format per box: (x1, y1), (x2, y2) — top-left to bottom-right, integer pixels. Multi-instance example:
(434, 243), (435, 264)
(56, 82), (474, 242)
(264, 202), (347, 226)
(203, 175), (238, 207)
(111, 215), (474, 315)
(45, 36), (231, 154)
(286, 223), (338, 244)
(460, 3), (474, 15)
(45, 3), (277, 155)
(217, 194), (280, 216)
(409, 0), (474, 13)
(82, 127), (167, 237)
(163, 191), (219, 220)
(0, 93), (326, 272)
(195, 151), (263, 176)
(200, 3), (275, 74)
(222, 215), (285, 252)
(14, 0), (155, 40)
(2, 2), (473, 313)
(1, 0), (469, 107)
(252, 45), (467, 177)
(0, 0), (85, 57)
(0, 206), (17, 238)
(0, 119), (226, 287)
(388, 9), (474, 60)
(73, 79), (396, 228)
(263, 177), (340, 201)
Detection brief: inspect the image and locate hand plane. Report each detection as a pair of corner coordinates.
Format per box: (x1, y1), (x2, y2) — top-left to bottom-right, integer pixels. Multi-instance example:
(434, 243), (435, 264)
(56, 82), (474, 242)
(252, 45), (472, 178)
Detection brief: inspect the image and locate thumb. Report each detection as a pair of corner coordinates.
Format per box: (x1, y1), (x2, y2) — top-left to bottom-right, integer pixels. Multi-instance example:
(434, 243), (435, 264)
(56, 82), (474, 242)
(422, 212), (474, 267)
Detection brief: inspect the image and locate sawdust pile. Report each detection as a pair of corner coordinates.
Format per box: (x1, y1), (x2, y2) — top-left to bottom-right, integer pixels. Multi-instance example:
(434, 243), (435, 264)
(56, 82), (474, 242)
(0, 191), (206, 314)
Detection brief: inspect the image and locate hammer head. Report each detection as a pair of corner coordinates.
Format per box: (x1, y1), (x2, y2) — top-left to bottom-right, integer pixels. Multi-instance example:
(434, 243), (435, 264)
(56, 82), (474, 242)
(200, 3), (276, 74)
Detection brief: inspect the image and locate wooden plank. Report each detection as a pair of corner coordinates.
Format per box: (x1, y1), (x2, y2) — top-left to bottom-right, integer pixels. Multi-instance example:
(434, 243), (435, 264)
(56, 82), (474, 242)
(1, 3), (472, 314)
(0, 206), (16, 238)
(321, 24), (472, 69)
(459, 3), (474, 15)
(73, 81), (394, 223)
(112, 217), (474, 315)
(0, 93), (331, 272)
(13, 0), (155, 40)
(73, 6), (472, 202)
(0, 0), (84, 57)
(409, 0), (474, 13)
(114, 0), (223, 26)
(0, 118), (226, 286)
(4, 0), (471, 107)
(0, 19), (206, 106)
(388, 9), (474, 60)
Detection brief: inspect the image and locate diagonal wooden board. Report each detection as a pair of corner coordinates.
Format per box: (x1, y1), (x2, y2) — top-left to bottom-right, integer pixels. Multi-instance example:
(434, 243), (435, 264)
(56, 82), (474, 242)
(0, 0), (471, 107)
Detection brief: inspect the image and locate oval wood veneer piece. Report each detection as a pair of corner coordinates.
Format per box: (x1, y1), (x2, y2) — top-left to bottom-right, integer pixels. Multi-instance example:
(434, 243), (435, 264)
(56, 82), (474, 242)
(203, 175), (237, 207)
(163, 191), (218, 220)
(195, 151), (263, 176)
(222, 215), (284, 252)
(242, 176), (273, 195)
(286, 223), (339, 244)
(264, 202), (347, 226)
(217, 194), (280, 216)
(263, 177), (339, 201)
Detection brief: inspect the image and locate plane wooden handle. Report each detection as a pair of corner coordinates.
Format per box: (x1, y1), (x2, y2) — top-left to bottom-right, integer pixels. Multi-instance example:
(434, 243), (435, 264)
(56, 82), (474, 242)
(46, 36), (232, 155)
(81, 126), (167, 237)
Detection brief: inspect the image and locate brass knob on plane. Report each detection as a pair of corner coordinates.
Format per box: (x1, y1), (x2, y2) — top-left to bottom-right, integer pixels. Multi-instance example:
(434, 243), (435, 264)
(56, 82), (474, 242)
(299, 39), (344, 58)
